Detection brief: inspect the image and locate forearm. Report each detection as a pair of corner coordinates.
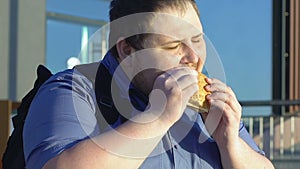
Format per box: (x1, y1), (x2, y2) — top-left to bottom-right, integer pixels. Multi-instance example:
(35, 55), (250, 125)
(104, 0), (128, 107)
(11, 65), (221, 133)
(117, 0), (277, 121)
(218, 137), (274, 169)
(43, 113), (169, 169)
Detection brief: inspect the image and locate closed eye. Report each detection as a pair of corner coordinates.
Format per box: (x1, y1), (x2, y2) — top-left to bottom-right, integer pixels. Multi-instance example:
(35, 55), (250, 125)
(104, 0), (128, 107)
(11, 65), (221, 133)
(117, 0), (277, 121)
(161, 41), (181, 50)
(192, 38), (202, 43)
(192, 33), (204, 43)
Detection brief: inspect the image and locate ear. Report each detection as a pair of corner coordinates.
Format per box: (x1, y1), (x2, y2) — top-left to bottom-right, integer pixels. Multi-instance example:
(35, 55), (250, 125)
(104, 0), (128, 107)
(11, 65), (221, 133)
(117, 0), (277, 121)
(116, 38), (135, 61)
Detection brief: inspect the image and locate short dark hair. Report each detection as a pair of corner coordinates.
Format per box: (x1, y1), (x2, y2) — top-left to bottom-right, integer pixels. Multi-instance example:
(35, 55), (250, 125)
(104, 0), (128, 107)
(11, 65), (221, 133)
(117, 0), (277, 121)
(108, 0), (200, 58)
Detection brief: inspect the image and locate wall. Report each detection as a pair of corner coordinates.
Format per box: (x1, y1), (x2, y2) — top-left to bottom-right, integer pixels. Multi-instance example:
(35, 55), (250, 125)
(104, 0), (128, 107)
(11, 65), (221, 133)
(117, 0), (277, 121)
(0, 0), (10, 100)
(1, 0), (47, 101)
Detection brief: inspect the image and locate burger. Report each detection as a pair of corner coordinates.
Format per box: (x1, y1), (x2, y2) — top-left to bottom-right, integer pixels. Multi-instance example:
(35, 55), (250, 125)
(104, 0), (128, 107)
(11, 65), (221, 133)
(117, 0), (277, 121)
(187, 72), (210, 113)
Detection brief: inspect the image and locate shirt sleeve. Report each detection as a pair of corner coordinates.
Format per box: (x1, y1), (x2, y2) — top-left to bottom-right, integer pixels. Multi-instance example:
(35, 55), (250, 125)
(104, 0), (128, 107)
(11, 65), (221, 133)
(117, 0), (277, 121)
(238, 121), (265, 155)
(23, 69), (100, 169)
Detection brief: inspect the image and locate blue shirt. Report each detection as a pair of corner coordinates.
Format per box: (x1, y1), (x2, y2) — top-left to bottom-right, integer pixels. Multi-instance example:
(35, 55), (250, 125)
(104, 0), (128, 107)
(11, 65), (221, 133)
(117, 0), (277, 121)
(23, 52), (264, 169)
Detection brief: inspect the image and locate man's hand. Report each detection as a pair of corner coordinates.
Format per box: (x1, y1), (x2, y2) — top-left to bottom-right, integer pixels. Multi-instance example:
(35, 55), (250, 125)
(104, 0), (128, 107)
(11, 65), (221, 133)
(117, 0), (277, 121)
(149, 67), (199, 126)
(202, 78), (274, 169)
(203, 77), (242, 146)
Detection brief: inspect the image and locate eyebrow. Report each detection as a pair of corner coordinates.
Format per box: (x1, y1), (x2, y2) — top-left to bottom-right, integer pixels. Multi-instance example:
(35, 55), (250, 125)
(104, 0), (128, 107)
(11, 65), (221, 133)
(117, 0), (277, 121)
(160, 40), (182, 47)
(191, 33), (204, 41)
(160, 33), (204, 46)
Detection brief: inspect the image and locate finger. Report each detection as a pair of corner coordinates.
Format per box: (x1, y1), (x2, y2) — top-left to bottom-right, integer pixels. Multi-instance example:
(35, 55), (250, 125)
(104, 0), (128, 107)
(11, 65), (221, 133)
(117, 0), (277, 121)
(205, 77), (224, 85)
(206, 92), (241, 113)
(162, 68), (197, 91)
(155, 68), (197, 96)
(205, 81), (239, 112)
(165, 67), (198, 81)
(209, 99), (241, 124)
(209, 99), (232, 119)
(176, 73), (198, 90)
(205, 82), (236, 98)
(182, 81), (199, 102)
(225, 86), (237, 99)
(205, 83), (227, 93)
(207, 92), (228, 102)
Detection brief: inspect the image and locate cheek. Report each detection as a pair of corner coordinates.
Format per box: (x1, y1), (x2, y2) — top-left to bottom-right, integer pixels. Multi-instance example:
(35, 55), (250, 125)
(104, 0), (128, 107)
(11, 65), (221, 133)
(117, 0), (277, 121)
(144, 69), (164, 83)
(135, 49), (181, 72)
(194, 42), (206, 62)
(153, 50), (182, 70)
(132, 69), (163, 91)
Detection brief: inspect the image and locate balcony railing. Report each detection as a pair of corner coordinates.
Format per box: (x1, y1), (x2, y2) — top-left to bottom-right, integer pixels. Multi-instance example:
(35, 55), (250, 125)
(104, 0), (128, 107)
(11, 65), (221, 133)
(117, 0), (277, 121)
(241, 100), (300, 168)
(242, 115), (300, 159)
(1, 100), (300, 168)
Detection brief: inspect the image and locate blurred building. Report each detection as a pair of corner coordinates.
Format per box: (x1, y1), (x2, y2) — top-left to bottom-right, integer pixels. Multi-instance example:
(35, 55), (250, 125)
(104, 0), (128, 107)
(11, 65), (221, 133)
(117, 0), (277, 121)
(0, 0), (46, 101)
(273, 0), (300, 115)
(0, 0), (109, 101)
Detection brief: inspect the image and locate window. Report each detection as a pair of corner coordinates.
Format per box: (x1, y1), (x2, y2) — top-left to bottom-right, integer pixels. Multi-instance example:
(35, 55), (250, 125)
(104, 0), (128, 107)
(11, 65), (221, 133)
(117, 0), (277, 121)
(46, 0), (109, 73)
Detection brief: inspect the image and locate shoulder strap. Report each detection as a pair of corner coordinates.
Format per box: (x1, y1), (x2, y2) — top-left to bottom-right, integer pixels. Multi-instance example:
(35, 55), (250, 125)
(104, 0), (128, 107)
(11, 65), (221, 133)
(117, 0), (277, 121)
(2, 65), (52, 169)
(75, 62), (126, 125)
(75, 62), (99, 86)
(14, 65), (53, 126)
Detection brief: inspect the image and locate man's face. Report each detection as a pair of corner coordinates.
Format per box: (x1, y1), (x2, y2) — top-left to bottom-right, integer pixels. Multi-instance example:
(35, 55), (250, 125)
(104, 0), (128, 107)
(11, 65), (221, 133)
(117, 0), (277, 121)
(121, 3), (206, 95)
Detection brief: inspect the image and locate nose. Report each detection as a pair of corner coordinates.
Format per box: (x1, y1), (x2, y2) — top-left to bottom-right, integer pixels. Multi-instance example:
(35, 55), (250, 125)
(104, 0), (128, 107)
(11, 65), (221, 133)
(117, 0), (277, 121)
(179, 45), (205, 71)
(179, 45), (200, 64)
(180, 50), (198, 63)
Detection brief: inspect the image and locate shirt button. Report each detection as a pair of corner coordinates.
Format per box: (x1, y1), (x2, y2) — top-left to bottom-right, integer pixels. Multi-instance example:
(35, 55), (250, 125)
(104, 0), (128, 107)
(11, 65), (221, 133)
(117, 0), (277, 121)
(174, 145), (178, 149)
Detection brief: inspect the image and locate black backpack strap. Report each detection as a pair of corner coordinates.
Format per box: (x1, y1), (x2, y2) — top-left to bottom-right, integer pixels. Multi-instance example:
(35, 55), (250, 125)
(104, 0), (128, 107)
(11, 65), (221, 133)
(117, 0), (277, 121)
(95, 63), (131, 125)
(75, 62), (99, 87)
(13, 65), (52, 127)
(76, 62), (130, 125)
(2, 65), (52, 169)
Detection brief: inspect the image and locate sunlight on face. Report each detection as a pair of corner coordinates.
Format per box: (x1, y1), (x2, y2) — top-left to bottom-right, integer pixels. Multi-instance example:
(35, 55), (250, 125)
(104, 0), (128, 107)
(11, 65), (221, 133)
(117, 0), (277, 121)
(119, 3), (206, 94)
(143, 3), (206, 68)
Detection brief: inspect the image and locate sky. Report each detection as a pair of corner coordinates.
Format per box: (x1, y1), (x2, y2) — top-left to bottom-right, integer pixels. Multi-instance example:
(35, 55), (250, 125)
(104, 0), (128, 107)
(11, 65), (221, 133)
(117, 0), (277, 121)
(46, 0), (272, 116)
(197, 0), (272, 116)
